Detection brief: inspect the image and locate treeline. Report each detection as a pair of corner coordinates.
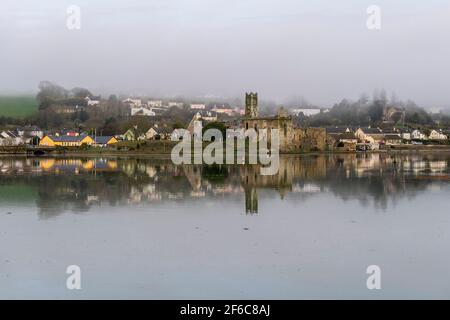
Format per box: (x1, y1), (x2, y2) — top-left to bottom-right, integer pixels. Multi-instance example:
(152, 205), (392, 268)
(296, 91), (441, 128)
(36, 81), (93, 110)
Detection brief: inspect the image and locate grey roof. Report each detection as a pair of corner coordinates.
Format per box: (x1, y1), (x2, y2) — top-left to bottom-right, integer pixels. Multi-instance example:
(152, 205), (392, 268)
(86, 95), (101, 100)
(48, 134), (90, 142)
(95, 136), (115, 144)
(1, 130), (19, 138)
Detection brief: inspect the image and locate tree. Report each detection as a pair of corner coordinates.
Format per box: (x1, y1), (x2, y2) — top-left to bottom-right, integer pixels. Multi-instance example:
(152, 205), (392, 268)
(203, 121), (227, 137)
(108, 95), (118, 102)
(172, 122), (184, 129)
(101, 117), (119, 136)
(36, 81), (69, 109)
(70, 87), (92, 98)
(70, 110), (89, 122)
(358, 93), (369, 105)
(367, 101), (384, 123)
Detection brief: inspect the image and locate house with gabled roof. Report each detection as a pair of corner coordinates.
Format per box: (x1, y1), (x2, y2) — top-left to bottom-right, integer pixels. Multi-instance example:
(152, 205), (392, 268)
(412, 129), (427, 140)
(122, 126), (145, 141)
(145, 127), (159, 140)
(131, 107), (156, 117)
(94, 136), (118, 147)
(85, 96), (100, 106)
(147, 125), (172, 140)
(429, 129), (448, 141)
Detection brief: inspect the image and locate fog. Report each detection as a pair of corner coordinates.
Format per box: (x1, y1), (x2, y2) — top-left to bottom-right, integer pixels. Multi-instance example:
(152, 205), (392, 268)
(1, 0), (450, 108)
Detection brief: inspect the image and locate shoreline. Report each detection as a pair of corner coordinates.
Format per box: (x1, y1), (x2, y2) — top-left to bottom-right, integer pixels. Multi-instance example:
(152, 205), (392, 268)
(2, 145), (450, 158)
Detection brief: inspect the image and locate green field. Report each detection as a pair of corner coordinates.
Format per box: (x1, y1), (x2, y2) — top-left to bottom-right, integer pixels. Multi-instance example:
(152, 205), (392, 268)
(0, 95), (38, 118)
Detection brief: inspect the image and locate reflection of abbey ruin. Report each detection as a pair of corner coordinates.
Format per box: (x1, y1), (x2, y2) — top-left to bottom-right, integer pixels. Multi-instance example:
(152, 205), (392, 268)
(0, 153), (449, 216)
(242, 92), (328, 152)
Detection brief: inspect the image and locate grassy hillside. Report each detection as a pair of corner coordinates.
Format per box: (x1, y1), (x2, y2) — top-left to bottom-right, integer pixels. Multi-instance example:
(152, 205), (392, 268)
(0, 95), (38, 118)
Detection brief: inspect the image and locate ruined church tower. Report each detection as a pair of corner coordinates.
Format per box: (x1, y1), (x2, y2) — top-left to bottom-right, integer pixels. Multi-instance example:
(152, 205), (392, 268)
(245, 92), (258, 118)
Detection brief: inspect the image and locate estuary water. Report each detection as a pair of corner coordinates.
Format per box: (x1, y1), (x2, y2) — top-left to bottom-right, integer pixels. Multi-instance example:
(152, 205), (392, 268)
(1, 153), (450, 299)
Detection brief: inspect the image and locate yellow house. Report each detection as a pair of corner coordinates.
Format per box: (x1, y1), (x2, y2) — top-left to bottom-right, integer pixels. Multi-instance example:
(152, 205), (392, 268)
(39, 135), (94, 147)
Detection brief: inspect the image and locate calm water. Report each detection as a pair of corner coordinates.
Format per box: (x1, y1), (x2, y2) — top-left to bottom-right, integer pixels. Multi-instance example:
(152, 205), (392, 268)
(1, 153), (450, 299)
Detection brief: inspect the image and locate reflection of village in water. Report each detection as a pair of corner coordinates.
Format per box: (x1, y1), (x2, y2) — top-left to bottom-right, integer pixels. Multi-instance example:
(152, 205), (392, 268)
(0, 153), (450, 217)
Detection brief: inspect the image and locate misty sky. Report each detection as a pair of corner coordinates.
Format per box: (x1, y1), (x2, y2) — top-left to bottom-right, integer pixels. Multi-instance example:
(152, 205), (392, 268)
(1, 0), (450, 108)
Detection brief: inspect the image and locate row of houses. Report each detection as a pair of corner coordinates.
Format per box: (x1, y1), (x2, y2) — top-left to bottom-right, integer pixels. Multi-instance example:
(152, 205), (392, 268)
(122, 112), (209, 142)
(124, 98), (165, 117)
(327, 126), (449, 149)
(0, 125), (120, 148)
(122, 97), (245, 118)
(39, 135), (118, 147)
(183, 102), (244, 115)
(1, 123), (185, 147)
(0, 126), (44, 146)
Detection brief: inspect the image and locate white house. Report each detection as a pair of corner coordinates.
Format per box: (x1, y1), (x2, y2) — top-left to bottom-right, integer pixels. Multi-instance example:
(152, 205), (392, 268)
(145, 127), (159, 140)
(190, 104), (206, 110)
(412, 129), (427, 140)
(168, 102), (184, 108)
(212, 106), (235, 116)
(131, 107), (156, 116)
(0, 131), (24, 146)
(85, 96), (100, 106)
(399, 130), (411, 140)
(148, 100), (163, 108)
(429, 129), (448, 140)
(123, 98), (142, 107)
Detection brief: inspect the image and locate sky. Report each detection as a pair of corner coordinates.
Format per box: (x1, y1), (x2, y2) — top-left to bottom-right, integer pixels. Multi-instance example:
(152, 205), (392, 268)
(1, 0), (450, 108)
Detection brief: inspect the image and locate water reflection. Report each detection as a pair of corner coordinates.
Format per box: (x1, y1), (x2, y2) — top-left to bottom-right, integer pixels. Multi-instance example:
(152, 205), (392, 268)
(0, 153), (449, 217)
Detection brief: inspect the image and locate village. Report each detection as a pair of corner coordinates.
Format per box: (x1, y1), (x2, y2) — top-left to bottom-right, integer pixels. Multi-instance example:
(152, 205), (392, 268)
(3, 0), (450, 304)
(0, 89), (449, 154)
